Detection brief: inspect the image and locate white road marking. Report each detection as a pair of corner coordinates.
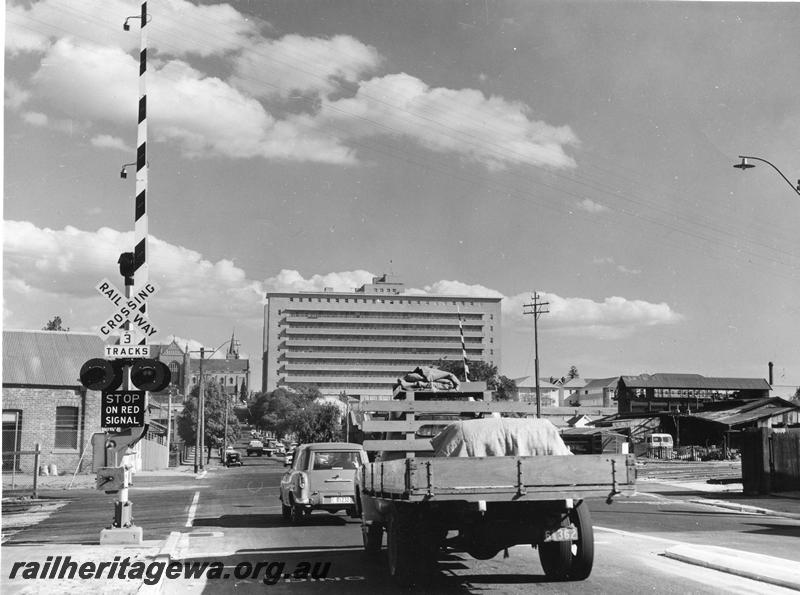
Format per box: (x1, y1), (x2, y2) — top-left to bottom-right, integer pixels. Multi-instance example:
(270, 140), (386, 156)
(185, 491), (200, 527)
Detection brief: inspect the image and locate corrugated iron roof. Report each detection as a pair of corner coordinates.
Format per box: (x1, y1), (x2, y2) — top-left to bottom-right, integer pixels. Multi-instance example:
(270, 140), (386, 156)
(581, 377), (619, 390)
(688, 397), (799, 427)
(194, 359), (249, 373)
(619, 373), (770, 391)
(3, 329), (105, 387)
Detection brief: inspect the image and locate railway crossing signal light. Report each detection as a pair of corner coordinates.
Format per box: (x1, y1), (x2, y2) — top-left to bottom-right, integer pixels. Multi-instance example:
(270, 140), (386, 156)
(80, 358), (124, 392)
(129, 359), (170, 392)
(79, 358), (171, 392)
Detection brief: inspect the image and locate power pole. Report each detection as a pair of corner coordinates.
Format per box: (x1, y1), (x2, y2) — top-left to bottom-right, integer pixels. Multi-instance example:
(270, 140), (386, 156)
(523, 292), (549, 418)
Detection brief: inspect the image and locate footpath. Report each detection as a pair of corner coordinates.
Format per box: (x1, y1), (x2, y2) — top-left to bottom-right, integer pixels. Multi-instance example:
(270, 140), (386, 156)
(2, 464), (799, 593)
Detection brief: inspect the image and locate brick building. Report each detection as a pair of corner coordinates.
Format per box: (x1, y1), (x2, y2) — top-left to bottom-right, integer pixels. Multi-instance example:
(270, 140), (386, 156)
(2, 330), (104, 474)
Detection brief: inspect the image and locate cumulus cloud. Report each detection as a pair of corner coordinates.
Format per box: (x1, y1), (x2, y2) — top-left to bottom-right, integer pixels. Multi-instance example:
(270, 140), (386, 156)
(6, 0), (259, 58)
(503, 291), (681, 339)
(231, 34), (382, 99)
(27, 38), (355, 163)
(91, 134), (130, 152)
(5, 80), (30, 109)
(264, 269), (375, 293)
(22, 112), (48, 126)
(577, 198), (608, 213)
(320, 73), (578, 170)
(2, 221), (266, 334)
(4, 222), (675, 344)
(593, 256), (642, 276)
(8, 2), (578, 170)
(406, 279), (504, 299)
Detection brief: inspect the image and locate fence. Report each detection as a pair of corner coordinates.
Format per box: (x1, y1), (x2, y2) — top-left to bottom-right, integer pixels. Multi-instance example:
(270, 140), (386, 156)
(1, 444), (41, 498)
(741, 427), (800, 495)
(139, 438), (168, 471)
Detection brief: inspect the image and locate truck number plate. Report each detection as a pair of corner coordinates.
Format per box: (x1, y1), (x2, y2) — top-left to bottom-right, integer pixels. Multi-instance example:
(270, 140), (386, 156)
(544, 526), (578, 542)
(328, 497), (352, 504)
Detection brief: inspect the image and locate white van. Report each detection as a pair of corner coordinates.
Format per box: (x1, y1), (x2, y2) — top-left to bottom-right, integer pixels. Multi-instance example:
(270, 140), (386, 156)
(646, 433), (674, 458)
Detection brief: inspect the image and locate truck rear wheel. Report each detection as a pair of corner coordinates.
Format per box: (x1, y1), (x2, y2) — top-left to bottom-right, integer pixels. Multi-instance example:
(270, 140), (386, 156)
(538, 500), (594, 581)
(387, 505), (436, 587)
(362, 522), (383, 556)
(567, 500), (594, 580)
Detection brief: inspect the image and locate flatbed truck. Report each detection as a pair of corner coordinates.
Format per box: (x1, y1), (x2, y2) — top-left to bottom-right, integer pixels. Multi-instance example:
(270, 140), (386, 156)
(354, 385), (636, 587)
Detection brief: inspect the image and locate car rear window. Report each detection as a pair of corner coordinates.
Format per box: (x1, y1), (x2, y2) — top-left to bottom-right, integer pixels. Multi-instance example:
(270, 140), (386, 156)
(311, 451), (361, 470)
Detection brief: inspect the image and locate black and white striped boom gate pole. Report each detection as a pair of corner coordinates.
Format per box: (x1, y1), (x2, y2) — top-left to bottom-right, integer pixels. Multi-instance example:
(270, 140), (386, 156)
(98, 1), (150, 543)
(133, 0), (149, 336)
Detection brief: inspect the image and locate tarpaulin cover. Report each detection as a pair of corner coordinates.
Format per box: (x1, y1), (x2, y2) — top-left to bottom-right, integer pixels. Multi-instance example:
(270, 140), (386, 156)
(431, 417), (573, 457)
(395, 366), (461, 391)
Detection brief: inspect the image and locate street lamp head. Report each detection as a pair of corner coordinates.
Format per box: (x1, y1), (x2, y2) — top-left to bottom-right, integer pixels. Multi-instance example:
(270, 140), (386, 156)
(120, 162), (136, 179)
(733, 157), (755, 170)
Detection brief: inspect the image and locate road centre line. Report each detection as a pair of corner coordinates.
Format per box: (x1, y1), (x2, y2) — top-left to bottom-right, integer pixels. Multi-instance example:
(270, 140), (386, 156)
(186, 491), (200, 527)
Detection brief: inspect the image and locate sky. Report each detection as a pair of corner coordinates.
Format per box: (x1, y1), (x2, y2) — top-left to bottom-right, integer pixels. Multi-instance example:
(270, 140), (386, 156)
(3, 0), (799, 397)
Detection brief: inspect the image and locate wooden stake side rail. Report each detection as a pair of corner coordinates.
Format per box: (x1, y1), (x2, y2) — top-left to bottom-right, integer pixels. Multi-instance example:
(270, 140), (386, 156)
(354, 399), (542, 415)
(361, 454), (636, 502)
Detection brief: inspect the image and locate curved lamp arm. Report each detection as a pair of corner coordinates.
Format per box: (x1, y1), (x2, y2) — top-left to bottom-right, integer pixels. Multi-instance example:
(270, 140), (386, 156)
(735, 155), (800, 197)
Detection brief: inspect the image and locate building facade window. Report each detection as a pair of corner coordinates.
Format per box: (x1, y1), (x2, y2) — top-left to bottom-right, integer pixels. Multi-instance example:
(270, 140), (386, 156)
(169, 361), (180, 385)
(2, 410), (23, 471)
(55, 406), (79, 449)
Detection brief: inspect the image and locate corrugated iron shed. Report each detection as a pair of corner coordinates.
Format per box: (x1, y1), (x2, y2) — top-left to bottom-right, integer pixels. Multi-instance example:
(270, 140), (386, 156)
(2, 329), (104, 387)
(619, 373), (770, 391)
(687, 397), (799, 428)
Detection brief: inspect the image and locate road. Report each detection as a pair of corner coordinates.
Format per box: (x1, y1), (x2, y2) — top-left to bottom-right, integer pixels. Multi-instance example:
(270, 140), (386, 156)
(4, 455), (800, 594)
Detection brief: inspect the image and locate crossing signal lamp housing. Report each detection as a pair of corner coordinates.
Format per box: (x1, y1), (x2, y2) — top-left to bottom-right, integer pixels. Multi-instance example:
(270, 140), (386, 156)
(79, 358), (170, 392)
(80, 358), (124, 392)
(129, 359), (171, 392)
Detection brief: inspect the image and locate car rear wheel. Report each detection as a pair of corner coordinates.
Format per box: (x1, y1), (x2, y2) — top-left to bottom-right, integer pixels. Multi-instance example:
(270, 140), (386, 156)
(289, 496), (307, 525)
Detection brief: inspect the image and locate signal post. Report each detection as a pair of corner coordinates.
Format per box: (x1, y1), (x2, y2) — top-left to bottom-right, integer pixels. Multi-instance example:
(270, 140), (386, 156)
(80, 256), (169, 544)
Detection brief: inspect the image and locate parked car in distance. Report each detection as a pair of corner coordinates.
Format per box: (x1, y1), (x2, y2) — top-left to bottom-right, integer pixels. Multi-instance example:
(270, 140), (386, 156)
(224, 449), (243, 467)
(246, 439), (265, 456)
(279, 442), (368, 524)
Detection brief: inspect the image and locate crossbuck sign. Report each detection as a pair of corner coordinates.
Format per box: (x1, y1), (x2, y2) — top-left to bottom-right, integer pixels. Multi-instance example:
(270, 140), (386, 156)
(95, 278), (160, 342)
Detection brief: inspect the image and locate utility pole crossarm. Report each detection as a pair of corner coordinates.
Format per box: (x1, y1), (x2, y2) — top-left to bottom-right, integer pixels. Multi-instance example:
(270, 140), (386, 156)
(522, 292), (549, 419)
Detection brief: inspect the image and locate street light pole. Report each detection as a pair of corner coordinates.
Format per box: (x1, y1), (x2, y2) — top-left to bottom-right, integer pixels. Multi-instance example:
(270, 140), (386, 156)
(190, 338), (239, 473)
(733, 155), (800, 197)
(194, 347), (204, 473)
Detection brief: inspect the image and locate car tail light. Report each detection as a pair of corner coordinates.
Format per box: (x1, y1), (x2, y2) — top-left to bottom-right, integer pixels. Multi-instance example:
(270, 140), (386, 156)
(298, 473), (306, 488)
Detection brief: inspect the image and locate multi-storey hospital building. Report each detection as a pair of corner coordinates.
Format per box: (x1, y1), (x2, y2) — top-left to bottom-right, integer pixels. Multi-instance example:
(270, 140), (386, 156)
(262, 275), (502, 399)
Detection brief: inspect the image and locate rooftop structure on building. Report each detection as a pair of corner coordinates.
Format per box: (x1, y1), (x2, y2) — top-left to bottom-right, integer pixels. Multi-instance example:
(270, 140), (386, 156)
(262, 274), (502, 399)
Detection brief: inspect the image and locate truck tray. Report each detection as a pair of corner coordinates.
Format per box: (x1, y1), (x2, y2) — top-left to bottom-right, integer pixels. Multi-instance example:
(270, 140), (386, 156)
(361, 453), (636, 502)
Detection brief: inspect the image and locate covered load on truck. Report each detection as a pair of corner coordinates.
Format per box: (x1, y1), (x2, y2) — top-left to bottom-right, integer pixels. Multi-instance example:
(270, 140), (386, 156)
(354, 368), (636, 587)
(431, 417), (573, 457)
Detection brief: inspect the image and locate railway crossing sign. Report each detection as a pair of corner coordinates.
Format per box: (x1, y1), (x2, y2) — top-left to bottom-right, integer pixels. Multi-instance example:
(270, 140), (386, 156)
(101, 391), (146, 428)
(95, 278), (160, 339)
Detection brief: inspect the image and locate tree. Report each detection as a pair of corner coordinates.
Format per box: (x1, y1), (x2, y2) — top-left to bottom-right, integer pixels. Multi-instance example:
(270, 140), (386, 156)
(793, 386), (800, 403)
(250, 385), (323, 439)
(432, 359), (517, 401)
(567, 365), (580, 380)
(43, 316), (69, 331)
(176, 378), (240, 450)
(290, 402), (342, 443)
(238, 378), (248, 403)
